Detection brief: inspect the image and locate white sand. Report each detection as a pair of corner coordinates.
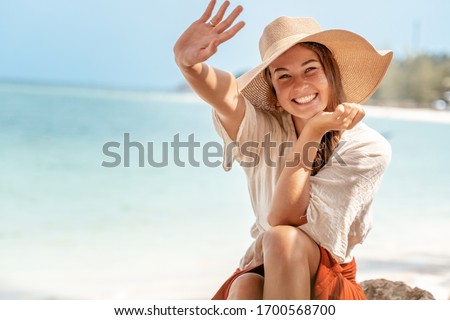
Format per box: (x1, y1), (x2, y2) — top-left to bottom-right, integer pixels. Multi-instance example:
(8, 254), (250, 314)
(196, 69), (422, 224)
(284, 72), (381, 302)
(364, 105), (450, 124)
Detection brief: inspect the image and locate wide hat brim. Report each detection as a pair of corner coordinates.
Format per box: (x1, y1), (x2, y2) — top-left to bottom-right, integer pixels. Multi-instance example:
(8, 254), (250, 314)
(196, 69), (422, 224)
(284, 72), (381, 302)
(237, 29), (393, 111)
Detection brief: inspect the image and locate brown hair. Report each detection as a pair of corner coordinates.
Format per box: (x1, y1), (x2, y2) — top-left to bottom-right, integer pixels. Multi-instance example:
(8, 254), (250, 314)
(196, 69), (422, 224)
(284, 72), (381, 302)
(265, 42), (346, 175)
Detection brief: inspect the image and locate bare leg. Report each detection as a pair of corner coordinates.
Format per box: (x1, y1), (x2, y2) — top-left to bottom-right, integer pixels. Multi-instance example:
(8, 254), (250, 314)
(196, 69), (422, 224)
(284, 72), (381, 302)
(227, 273), (264, 300)
(262, 226), (320, 299)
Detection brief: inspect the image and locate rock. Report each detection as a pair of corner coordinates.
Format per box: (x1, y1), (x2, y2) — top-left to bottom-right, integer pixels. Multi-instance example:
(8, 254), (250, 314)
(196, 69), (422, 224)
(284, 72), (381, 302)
(360, 278), (435, 300)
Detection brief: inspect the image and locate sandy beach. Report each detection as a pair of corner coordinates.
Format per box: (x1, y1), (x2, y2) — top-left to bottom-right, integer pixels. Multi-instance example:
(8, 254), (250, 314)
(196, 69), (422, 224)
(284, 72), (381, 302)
(1, 85), (449, 300)
(364, 105), (450, 124)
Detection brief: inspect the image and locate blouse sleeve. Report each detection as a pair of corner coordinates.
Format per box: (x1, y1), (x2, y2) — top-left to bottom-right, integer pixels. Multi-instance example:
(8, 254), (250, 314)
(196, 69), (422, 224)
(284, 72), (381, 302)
(299, 124), (392, 263)
(211, 97), (283, 171)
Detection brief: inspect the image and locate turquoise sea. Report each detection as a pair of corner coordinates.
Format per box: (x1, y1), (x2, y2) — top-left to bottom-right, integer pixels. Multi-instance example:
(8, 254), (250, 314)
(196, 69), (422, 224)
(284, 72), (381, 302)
(0, 83), (449, 299)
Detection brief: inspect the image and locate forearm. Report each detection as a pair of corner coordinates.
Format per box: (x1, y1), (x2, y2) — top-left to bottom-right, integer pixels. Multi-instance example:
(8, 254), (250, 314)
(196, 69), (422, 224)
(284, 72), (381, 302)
(267, 126), (324, 227)
(178, 62), (240, 117)
(173, 1), (245, 137)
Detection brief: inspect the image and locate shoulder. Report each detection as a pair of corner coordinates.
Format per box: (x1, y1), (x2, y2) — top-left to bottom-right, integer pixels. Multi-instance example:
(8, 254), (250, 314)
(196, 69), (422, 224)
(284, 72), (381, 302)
(212, 97), (293, 146)
(342, 122), (391, 153)
(338, 122), (392, 168)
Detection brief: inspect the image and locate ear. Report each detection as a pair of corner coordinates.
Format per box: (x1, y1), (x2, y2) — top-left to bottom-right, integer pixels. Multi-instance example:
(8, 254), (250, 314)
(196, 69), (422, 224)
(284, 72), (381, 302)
(275, 100), (283, 113)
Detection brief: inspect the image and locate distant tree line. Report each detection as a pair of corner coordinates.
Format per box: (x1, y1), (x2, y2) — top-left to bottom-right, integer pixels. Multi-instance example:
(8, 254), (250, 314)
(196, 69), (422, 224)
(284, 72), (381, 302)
(369, 53), (450, 108)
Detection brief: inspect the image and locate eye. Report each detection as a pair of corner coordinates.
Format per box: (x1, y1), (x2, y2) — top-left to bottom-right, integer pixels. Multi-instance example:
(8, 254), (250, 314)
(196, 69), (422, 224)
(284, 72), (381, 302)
(305, 67), (317, 73)
(278, 74), (291, 80)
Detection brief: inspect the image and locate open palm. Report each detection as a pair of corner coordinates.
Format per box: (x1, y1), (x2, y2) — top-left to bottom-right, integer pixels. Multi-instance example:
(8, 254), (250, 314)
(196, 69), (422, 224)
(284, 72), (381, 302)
(174, 0), (245, 68)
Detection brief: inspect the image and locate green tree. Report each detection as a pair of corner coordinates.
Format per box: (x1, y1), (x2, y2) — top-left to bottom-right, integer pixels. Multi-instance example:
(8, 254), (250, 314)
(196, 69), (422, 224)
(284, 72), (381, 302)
(369, 54), (450, 108)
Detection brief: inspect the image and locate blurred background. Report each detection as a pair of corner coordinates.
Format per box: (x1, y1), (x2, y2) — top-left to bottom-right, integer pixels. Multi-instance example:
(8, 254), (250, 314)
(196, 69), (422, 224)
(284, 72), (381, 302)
(1, 0), (449, 300)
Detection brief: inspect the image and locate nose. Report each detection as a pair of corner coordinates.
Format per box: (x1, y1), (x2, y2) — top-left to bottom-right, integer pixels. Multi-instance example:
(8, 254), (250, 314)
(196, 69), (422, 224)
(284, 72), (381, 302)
(292, 75), (308, 92)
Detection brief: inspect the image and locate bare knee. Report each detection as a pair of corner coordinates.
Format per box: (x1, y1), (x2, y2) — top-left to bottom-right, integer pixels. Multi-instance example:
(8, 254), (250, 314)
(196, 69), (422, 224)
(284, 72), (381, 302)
(263, 225), (309, 256)
(262, 226), (320, 276)
(227, 273), (264, 300)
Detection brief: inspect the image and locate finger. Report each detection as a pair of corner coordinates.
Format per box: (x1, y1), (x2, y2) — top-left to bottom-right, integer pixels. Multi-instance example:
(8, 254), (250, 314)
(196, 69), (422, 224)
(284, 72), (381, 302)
(343, 105), (360, 123)
(214, 5), (244, 33)
(333, 104), (345, 118)
(347, 108), (365, 129)
(210, 0), (230, 25)
(199, 0), (216, 22)
(218, 21), (245, 43)
(337, 103), (362, 125)
(342, 103), (362, 129)
(333, 104), (356, 131)
(204, 39), (220, 57)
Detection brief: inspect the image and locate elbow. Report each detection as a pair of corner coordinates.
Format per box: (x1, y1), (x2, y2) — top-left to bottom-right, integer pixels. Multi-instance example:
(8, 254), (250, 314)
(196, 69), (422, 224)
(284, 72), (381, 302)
(267, 210), (306, 227)
(267, 212), (279, 227)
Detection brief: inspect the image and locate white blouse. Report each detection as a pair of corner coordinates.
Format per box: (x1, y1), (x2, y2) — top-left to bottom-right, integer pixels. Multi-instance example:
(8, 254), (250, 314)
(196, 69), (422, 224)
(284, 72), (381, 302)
(212, 97), (391, 268)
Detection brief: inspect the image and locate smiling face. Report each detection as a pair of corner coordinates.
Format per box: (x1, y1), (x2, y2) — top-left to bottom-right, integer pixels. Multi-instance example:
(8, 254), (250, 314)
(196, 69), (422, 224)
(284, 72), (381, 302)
(268, 44), (330, 126)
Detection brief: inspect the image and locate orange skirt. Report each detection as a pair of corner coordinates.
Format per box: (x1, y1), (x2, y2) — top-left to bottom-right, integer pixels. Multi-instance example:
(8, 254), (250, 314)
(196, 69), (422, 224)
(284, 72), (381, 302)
(212, 246), (366, 300)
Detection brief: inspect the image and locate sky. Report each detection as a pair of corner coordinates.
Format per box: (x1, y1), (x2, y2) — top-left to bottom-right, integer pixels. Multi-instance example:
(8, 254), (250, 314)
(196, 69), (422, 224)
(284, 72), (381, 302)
(0, 0), (449, 90)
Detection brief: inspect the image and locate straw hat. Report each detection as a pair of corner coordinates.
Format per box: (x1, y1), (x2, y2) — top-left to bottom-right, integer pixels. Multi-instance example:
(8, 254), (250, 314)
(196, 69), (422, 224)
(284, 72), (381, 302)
(237, 17), (393, 111)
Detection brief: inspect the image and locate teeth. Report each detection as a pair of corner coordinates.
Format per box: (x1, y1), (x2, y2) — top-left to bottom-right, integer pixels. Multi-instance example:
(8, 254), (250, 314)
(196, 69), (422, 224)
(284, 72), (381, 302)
(294, 94), (316, 104)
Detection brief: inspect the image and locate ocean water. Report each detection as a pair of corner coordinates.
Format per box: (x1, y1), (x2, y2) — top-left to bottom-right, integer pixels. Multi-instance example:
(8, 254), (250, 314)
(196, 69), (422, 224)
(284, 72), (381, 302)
(0, 83), (449, 299)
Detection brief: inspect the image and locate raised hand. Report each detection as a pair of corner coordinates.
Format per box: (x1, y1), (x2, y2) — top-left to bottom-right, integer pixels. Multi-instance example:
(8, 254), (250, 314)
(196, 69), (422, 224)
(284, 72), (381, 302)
(173, 0), (245, 69)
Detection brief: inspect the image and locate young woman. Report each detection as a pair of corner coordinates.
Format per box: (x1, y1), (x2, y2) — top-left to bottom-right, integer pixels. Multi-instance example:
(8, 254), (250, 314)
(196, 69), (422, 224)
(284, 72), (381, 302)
(174, 0), (393, 300)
